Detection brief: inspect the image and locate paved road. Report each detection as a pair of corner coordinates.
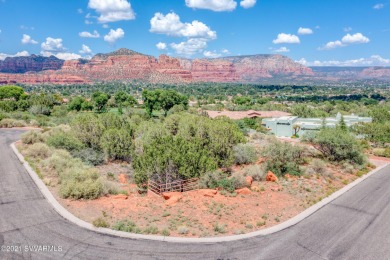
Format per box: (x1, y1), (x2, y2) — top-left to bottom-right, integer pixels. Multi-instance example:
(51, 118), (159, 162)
(1, 129), (390, 260)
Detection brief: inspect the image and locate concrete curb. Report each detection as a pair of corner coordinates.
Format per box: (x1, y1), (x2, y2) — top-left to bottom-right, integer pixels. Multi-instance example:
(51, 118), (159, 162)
(11, 142), (389, 243)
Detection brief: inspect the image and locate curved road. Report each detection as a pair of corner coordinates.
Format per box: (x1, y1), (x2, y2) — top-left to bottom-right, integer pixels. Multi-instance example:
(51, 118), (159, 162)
(1, 129), (390, 260)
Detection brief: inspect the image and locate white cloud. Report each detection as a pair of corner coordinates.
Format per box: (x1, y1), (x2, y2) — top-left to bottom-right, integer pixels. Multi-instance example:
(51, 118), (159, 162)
(156, 42), (167, 50)
(373, 3), (384, 9)
(297, 27), (313, 35)
(320, 33), (370, 50)
(150, 12), (216, 39)
(85, 20), (93, 25)
(297, 55), (390, 67)
(273, 33), (300, 44)
(203, 50), (222, 58)
(240, 0), (256, 8)
(41, 37), (66, 52)
(321, 40), (345, 50)
(104, 28), (125, 43)
(343, 27), (352, 32)
(79, 44), (92, 54)
(170, 38), (208, 57)
(274, 47), (290, 53)
(102, 24), (109, 28)
(20, 25), (34, 30)
(185, 0), (237, 11)
(222, 48), (230, 54)
(296, 58), (307, 66)
(0, 51), (30, 61)
(341, 33), (370, 44)
(41, 51), (82, 60)
(21, 34), (38, 44)
(79, 30), (100, 38)
(88, 0), (135, 23)
(78, 8), (83, 14)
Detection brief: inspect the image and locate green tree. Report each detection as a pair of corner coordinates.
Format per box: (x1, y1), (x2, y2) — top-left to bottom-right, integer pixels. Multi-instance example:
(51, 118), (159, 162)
(312, 127), (365, 165)
(71, 114), (104, 149)
(142, 89), (188, 116)
(100, 128), (133, 161)
(92, 91), (110, 113)
(0, 85), (25, 101)
(159, 90), (188, 116)
(68, 97), (85, 111)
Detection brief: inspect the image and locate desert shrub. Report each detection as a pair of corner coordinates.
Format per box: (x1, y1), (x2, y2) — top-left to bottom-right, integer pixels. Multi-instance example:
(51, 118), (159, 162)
(25, 143), (51, 159)
(143, 226), (159, 234)
(21, 131), (44, 144)
(46, 131), (85, 152)
(71, 148), (105, 166)
(306, 159), (328, 176)
(312, 127), (366, 165)
(341, 162), (356, 174)
(112, 220), (141, 233)
(59, 168), (103, 199)
(133, 113), (244, 188)
(177, 226), (189, 235)
(0, 100), (18, 112)
(383, 147), (390, 158)
(231, 171), (249, 188)
(0, 111), (8, 121)
(29, 105), (51, 116)
(262, 140), (305, 176)
(199, 171), (241, 192)
(217, 178), (238, 193)
(43, 150), (83, 173)
(213, 223), (226, 234)
(244, 165), (266, 181)
(100, 128), (133, 161)
(93, 217), (109, 228)
(233, 143), (257, 165)
(0, 118), (26, 128)
(199, 171), (225, 189)
(102, 181), (120, 195)
(71, 114), (104, 149)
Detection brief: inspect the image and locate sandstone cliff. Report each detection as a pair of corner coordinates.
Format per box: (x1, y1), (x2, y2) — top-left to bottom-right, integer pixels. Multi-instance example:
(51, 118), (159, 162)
(0, 48), (315, 84)
(0, 55), (64, 73)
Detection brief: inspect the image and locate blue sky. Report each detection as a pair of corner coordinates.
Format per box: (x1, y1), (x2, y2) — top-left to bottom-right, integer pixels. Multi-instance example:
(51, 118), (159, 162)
(0, 0), (389, 66)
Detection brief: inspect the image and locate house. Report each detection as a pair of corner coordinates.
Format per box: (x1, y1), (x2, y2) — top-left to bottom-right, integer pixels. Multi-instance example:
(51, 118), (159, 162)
(262, 113), (372, 137)
(206, 110), (291, 120)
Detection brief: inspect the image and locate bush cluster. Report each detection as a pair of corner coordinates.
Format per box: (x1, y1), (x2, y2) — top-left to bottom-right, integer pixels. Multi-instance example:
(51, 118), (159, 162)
(262, 140), (305, 176)
(133, 113), (245, 187)
(311, 127), (366, 165)
(233, 143), (257, 165)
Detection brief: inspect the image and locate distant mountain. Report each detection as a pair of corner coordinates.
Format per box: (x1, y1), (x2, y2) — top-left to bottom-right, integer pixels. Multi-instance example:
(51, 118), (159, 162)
(0, 49), (389, 85)
(310, 66), (390, 81)
(0, 55), (64, 73)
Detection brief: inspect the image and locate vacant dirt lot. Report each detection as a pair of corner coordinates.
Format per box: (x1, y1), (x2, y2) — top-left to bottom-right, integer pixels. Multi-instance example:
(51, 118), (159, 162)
(55, 163), (366, 237)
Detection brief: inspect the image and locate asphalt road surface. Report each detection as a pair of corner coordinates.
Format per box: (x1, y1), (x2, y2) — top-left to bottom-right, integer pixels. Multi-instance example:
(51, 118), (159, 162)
(1, 129), (390, 260)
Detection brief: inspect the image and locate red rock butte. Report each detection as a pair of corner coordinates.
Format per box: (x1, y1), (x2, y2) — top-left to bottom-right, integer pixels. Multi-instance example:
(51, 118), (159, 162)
(0, 48), (315, 85)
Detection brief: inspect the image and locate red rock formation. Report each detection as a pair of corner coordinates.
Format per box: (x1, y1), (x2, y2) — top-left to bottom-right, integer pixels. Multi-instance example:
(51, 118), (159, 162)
(0, 49), (317, 85)
(359, 67), (390, 78)
(266, 171), (278, 182)
(0, 55), (64, 73)
(0, 72), (88, 84)
(191, 59), (239, 82)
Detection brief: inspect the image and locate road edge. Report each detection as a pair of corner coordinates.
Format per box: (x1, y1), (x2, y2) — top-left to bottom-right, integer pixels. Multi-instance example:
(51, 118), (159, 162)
(11, 142), (389, 243)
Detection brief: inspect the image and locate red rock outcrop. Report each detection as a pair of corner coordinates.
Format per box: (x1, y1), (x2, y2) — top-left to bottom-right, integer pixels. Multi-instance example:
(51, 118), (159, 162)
(0, 72), (88, 84)
(0, 55), (64, 73)
(0, 48), (317, 84)
(221, 54), (314, 81)
(266, 171), (278, 182)
(191, 59), (240, 82)
(359, 67), (390, 79)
